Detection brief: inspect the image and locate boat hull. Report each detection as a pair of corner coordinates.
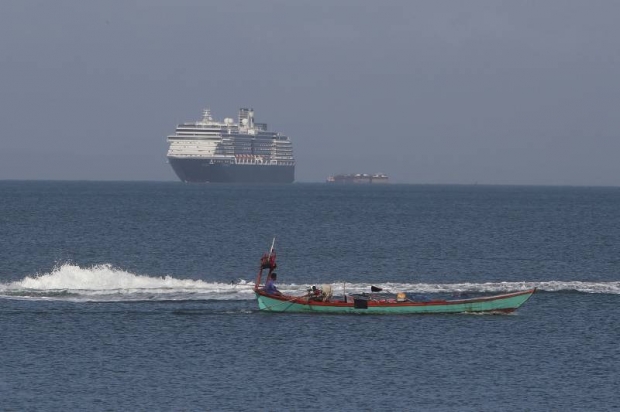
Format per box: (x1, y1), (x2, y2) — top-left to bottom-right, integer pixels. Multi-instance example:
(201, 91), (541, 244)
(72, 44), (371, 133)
(255, 289), (536, 314)
(168, 158), (295, 183)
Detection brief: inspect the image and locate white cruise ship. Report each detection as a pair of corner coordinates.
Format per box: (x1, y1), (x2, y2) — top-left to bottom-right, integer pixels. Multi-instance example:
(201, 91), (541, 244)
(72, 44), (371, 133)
(166, 107), (295, 183)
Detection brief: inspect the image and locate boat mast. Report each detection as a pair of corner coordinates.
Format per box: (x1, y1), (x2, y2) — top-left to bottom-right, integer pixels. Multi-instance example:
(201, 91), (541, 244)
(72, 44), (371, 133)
(254, 237), (276, 290)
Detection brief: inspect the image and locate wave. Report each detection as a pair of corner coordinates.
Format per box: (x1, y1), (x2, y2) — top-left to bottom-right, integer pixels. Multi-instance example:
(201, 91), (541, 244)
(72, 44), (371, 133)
(0, 263), (255, 302)
(1, 263), (619, 302)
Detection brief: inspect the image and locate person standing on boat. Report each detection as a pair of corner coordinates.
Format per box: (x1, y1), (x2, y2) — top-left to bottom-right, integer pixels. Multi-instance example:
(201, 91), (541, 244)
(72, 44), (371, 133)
(264, 272), (282, 296)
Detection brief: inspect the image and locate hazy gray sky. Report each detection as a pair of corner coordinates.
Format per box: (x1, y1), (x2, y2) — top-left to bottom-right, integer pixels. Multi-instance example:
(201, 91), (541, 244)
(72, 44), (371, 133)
(1, 0), (619, 185)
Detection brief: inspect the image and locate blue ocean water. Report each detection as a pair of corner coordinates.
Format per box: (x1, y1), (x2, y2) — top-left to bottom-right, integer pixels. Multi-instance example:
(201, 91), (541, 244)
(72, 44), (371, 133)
(1, 181), (619, 411)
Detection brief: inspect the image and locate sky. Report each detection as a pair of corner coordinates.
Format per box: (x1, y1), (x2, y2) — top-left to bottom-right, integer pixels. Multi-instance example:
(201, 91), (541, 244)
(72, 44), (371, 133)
(1, 0), (619, 185)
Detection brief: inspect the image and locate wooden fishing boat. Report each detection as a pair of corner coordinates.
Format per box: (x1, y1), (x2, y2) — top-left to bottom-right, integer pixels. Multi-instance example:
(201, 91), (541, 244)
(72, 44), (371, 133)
(254, 243), (535, 315)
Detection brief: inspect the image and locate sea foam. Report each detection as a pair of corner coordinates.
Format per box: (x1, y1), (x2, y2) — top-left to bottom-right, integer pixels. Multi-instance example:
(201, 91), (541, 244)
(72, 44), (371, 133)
(0, 263), (254, 302)
(1, 263), (619, 302)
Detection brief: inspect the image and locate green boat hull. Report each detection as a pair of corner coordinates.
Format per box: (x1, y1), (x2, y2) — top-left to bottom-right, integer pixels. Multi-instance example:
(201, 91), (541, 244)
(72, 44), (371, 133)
(255, 289), (536, 314)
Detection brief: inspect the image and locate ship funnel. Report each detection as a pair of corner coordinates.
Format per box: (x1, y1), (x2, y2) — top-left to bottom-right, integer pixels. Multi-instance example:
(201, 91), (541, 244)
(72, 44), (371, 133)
(238, 108), (255, 129)
(202, 108), (213, 123)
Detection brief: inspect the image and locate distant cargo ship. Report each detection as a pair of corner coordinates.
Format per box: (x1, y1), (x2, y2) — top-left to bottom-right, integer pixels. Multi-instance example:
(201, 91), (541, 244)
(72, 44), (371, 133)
(166, 107), (295, 183)
(326, 173), (389, 184)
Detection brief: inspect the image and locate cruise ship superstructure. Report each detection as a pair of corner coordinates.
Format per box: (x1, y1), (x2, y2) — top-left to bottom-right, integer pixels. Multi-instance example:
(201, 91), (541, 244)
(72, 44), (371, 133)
(167, 108), (295, 183)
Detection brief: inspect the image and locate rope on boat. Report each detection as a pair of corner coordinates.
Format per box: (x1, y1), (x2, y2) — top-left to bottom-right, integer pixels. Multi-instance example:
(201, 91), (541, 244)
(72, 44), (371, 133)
(260, 295), (305, 312)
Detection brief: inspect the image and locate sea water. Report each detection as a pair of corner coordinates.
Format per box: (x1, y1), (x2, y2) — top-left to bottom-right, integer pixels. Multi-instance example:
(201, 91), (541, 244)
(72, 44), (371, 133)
(1, 181), (619, 411)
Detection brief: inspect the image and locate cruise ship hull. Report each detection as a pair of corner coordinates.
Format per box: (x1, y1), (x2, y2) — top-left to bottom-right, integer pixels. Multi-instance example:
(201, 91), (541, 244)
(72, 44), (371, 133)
(169, 158), (295, 183)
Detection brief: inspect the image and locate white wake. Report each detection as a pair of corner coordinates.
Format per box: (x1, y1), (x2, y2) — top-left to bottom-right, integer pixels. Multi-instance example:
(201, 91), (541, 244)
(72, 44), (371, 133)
(1, 263), (618, 302)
